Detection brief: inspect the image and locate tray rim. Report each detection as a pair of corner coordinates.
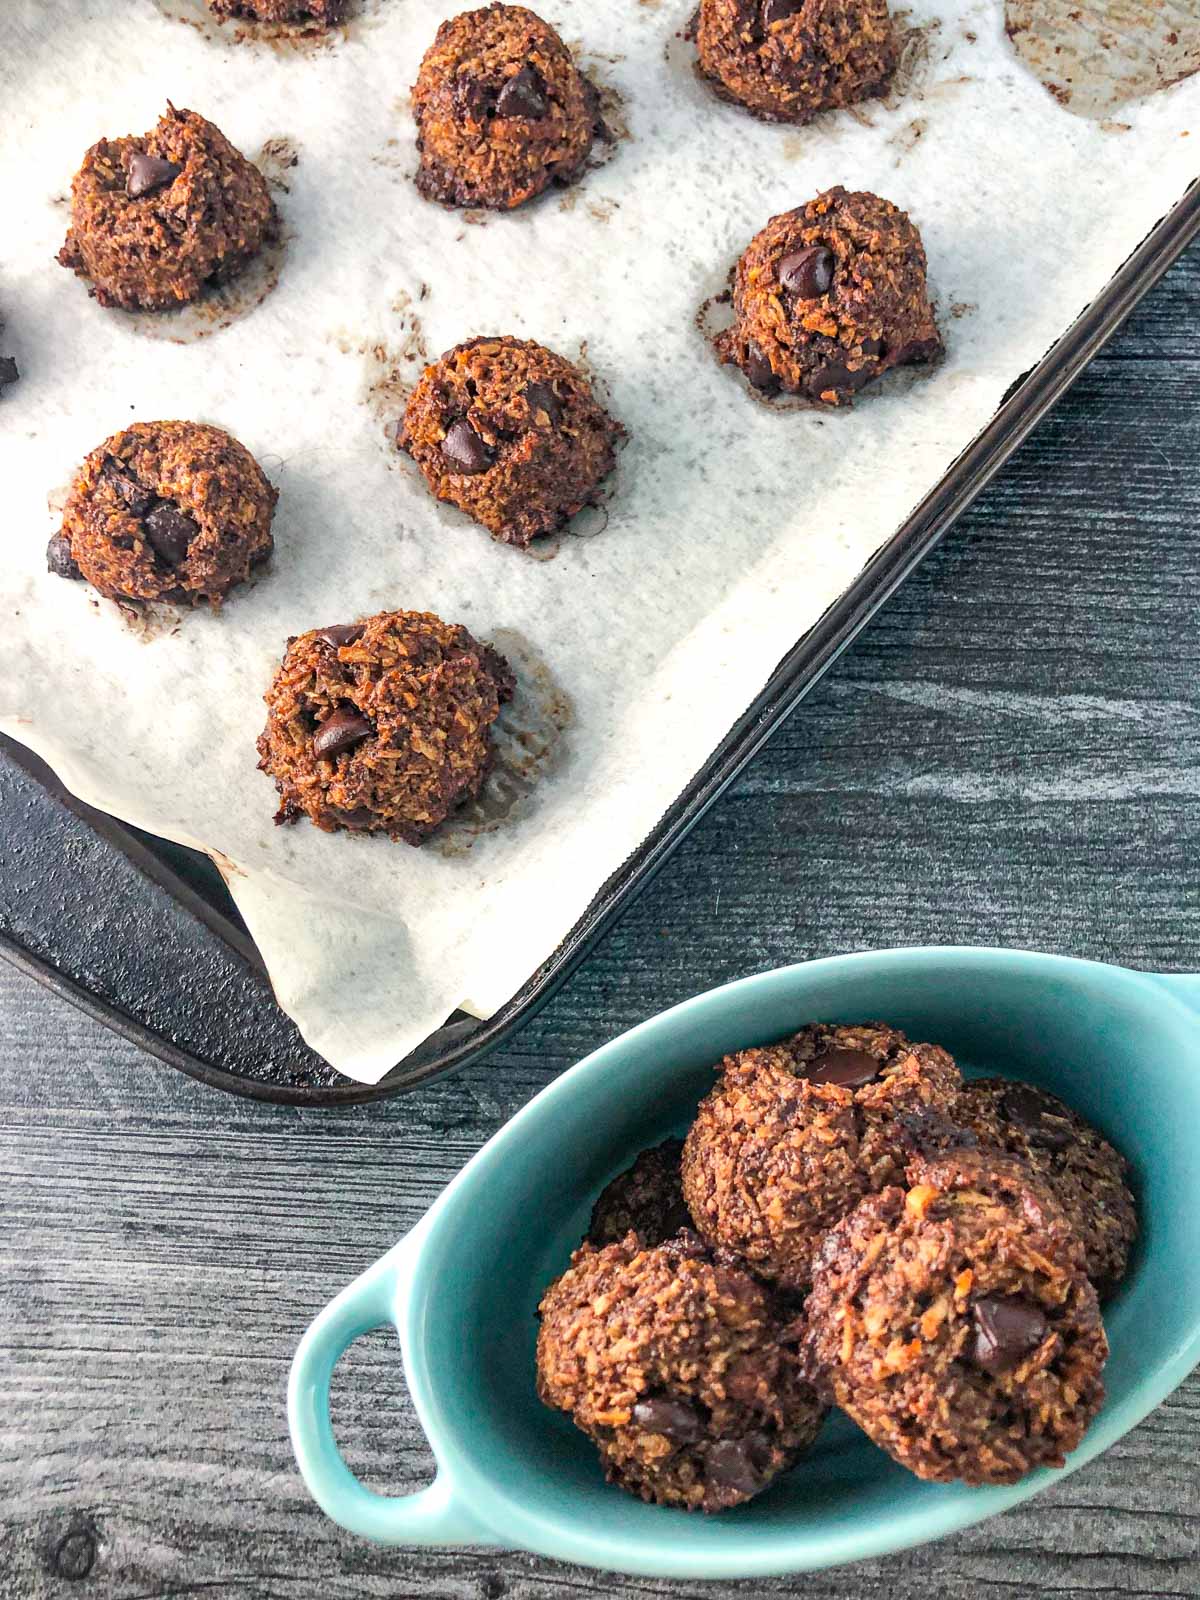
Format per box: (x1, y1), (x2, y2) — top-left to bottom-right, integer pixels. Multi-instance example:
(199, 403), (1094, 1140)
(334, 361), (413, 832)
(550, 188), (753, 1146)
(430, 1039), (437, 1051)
(3, 176), (1199, 1105)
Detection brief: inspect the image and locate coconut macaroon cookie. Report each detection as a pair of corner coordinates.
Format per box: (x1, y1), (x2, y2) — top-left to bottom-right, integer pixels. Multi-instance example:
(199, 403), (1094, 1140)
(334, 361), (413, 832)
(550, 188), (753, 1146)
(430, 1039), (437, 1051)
(57, 105), (275, 313)
(412, 4), (598, 210)
(587, 1139), (691, 1248)
(399, 336), (623, 550)
(207, 0), (346, 22)
(696, 0), (897, 125)
(537, 1230), (825, 1511)
(716, 186), (941, 405)
(958, 1078), (1137, 1298)
(48, 421), (276, 605)
(681, 1023), (961, 1290)
(257, 610), (515, 843)
(801, 1149), (1108, 1485)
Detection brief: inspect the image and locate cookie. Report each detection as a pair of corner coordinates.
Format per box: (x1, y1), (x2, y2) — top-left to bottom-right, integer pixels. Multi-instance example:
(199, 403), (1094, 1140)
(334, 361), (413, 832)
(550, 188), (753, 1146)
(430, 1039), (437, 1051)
(801, 1149), (1108, 1484)
(697, 0), (896, 124)
(57, 105), (275, 313)
(716, 186), (941, 405)
(257, 610), (515, 843)
(958, 1078), (1137, 1298)
(50, 421), (276, 605)
(412, 4), (597, 210)
(537, 1230), (825, 1511)
(681, 1022), (961, 1289)
(399, 336), (623, 549)
(587, 1139), (691, 1247)
(207, 0), (347, 21)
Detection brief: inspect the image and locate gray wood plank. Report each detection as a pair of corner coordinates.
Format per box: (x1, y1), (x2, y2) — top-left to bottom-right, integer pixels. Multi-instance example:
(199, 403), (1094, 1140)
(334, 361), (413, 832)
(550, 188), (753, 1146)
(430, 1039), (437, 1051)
(2, 243), (1200, 1598)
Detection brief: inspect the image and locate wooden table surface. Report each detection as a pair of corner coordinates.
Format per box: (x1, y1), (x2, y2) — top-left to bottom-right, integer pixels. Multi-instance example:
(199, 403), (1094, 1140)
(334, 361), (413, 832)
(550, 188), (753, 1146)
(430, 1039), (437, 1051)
(3, 243), (1200, 1600)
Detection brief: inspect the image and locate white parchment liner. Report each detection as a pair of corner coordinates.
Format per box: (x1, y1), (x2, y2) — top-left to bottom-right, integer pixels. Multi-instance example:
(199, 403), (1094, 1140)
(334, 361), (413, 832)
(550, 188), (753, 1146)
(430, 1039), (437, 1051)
(2, 0), (1197, 1080)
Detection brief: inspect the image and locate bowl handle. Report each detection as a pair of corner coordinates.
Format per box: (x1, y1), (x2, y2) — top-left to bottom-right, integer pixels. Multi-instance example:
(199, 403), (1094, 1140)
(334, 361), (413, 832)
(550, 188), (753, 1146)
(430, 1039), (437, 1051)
(287, 1241), (499, 1547)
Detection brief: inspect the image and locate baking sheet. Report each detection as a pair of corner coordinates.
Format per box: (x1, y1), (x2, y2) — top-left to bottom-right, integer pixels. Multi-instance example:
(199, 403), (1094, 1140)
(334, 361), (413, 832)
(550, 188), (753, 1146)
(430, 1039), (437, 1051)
(2, 0), (1197, 1083)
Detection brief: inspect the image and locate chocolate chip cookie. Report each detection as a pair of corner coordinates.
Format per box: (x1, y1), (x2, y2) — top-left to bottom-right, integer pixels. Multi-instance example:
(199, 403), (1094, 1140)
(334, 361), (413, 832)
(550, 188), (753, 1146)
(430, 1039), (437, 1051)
(50, 421), (276, 605)
(257, 610), (514, 843)
(716, 186), (941, 405)
(959, 1078), (1137, 1298)
(537, 1230), (825, 1511)
(697, 0), (897, 124)
(57, 105), (275, 312)
(681, 1022), (961, 1290)
(801, 1149), (1107, 1484)
(207, 0), (346, 21)
(399, 336), (623, 549)
(587, 1140), (691, 1248)
(413, 4), (598, 209)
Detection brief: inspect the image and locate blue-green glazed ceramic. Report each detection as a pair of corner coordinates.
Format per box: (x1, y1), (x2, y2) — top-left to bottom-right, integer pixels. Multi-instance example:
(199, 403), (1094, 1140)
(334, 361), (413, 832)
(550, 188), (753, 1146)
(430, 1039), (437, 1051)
(289, 948), (1200, 1579)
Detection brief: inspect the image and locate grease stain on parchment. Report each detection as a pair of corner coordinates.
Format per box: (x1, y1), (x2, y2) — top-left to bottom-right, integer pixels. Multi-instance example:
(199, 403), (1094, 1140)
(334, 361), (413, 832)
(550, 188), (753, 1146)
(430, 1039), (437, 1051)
(434, 630), (573, 855)
(1005, 0), (1200, 118)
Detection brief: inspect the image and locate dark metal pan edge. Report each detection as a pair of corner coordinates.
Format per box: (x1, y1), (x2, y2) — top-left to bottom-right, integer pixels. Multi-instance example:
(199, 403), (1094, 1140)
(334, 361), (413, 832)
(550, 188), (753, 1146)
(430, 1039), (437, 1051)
(3, 178), (1198, 1105)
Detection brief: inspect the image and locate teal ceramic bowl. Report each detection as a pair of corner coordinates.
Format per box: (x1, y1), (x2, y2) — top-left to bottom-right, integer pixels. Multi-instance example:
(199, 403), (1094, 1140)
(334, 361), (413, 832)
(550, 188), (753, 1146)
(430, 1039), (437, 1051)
(289, 947), (1200, 1579)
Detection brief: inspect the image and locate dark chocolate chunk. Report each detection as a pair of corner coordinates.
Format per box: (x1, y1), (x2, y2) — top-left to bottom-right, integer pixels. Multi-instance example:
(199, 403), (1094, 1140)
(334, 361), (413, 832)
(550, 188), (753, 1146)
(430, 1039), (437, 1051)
(860, 336), (886, 357)
(807, 361), (870, 399)
(802, 1047), (881, 1089)
(523, 381), (563, 426)
(442, 418), (494, 474)
(632, 1398), (704, 1444)
(761, 0), (803, 25)
(316, 623), (366, 649)
(143, 501), (197, 566)
(45, 534), (80, 580)
(454, 76), (494, 122)
(496, 63), (549, 120)
(332, 804), (376, 829)
(778, 245), (834, 299)
(705, 1437), (763, 1494)
(127, 152), (183, 199)
(1001, 1085), (1072, 1152)
(0, 355), (18, 391)
(103, 458), (156, 517)
(744, 343), (779, 394)
(969, 1295), (1048, 1374)
(313, 708), (373, 760)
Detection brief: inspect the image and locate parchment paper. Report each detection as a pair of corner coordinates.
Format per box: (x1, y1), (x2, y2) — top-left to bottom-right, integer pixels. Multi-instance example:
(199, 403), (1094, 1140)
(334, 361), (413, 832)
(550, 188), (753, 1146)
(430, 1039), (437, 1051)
(2, 0), (1197, 1082)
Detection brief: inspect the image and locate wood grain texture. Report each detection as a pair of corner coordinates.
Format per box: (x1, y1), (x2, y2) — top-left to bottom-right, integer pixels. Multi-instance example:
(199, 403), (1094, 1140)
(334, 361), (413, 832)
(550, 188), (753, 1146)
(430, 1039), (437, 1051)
(2, 244), (1199, 1599)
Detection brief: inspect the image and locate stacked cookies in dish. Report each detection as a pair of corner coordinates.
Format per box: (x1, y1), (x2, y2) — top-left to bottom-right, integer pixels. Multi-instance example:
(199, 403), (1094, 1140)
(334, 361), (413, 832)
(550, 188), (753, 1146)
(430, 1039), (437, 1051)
(536, 1024), (1135, 1511)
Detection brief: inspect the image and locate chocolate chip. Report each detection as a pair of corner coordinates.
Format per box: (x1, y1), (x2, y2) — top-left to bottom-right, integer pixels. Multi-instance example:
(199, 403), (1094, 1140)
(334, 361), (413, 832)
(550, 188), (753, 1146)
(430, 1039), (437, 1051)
(1000, 1085), (1072, 1152)
(127, 152), (182, 198)
(313, 709), (373, 760)
(496, 64), (548, 120)
(332, 804), (376, 829)
(103, 459), (155, 517)
(523, 381), (563, 426)
(143, 502), (197, 566)
(807, 362), (870, 400)
(802, 1047), (881, 1089)
(778, 245), (833, 299)
(860, 336), (886, 357)
(455, 77), (494, 121)
(705, 1438), (763, 1495)
(632, 1398), (704, 1444)
(744, 343), (779, 394)
(316, 623), (365, 649)
(969, 1296), (1048, 1373)
(0, 355), (18, 391)
(46, 534), (80, 580)
(442, 418), (494, 474)
(761, 0), (802, 24)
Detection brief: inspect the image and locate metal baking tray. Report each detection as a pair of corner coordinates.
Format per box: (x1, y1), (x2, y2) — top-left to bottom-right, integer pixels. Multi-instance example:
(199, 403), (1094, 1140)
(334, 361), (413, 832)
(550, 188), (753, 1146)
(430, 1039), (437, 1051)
(3, 180), (1198, 1105)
